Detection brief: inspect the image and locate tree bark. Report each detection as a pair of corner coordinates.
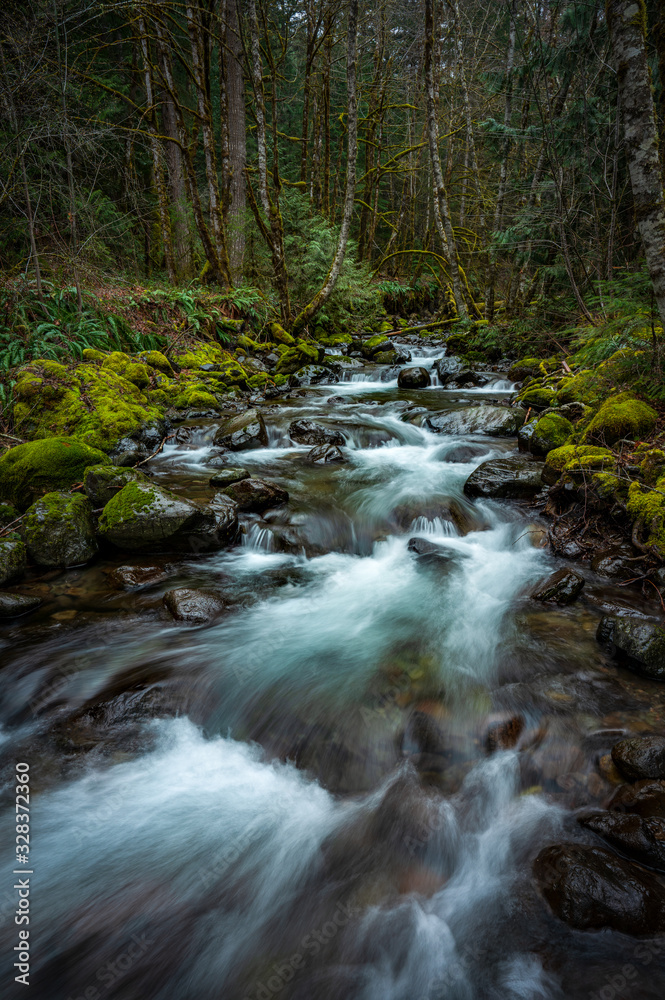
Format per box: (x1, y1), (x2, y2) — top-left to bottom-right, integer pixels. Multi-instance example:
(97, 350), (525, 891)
(225, 0), (246, 279)
(291, 0), (359, 334)
(608, 0), (665, 328)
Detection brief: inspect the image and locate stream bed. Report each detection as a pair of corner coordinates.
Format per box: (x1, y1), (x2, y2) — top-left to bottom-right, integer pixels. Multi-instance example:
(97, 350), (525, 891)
(2, 343), (665, 999)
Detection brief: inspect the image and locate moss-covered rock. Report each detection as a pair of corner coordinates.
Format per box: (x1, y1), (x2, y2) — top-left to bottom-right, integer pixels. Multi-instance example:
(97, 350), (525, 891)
(0, 502), (20, 529)
(269, 322), (295, 346)
(639, 449), (665, 486)
(0, 437), (110, 510)
(24, 492), (98, 568)
(529, 413), (574, 455)
(509, 358), (542, 381)
(0, 538), (27, 586)
(361, 335), (390, 359)
(317, 333), (353, 347)
(542, 444), (614, 486)
(213, 409), (268, 450)
(237, 335), (262, 353)
(138, 350), (173, 375)
(518, 385), (557, 410)
(102, 351), (150, 389)
(12, 361), (162, 452)
(374, 350), (399, 365)
(627, 477), (665, 558)
(584, 393), (657, 447)
(275, 341), (320, 375)
(591, 471), (628, 503)
(173, 387), (220, 410)
(83, 465), (149, 508)
(82, 348), (106, 363)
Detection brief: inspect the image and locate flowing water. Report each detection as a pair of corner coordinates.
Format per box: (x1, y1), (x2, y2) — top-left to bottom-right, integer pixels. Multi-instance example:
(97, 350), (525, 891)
(1, 344), (665, 999)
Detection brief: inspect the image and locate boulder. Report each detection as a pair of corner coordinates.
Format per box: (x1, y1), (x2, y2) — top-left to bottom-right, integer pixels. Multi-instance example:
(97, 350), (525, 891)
(579, 811), (665, 872)
(530, 568), (585, 605)
(406, 537), (454, 562)
(289, 419), (344, 446)
(98, 481), (238, 552)
(163, 588), (226, 623)
(391, 498), (484, 536)
(223, 478), (289, 512)
(584, 393), (657, 447)
(434, 356), (464, 381)
(360, 335), (391, 359)
(439, 443), (489, 463)
(464, 458), (544, 500)
(397, 367), (431, 389)
(107, 565), (170, 589)
(307, 444), (346, 464)
(289, 365), (337, 387)
(24, 492), (98, 568)
(597, 616), (665, 680)
(0, 438), (110, 510)
(209, 468), (250, 487)
(0, 539), (27, 586)
(0, 592), (42, 618)
(444, 370), (490, 389)
(611, 736), (665, 781)
(213, 409), (268, 451)
(590, 546), (633, 579)
(426, 406), (522, 437)
(83, 465), (149, 508)
(527, 413), (574, 456)
(533, 843), (665, 934)
(609, 779), (665, 818)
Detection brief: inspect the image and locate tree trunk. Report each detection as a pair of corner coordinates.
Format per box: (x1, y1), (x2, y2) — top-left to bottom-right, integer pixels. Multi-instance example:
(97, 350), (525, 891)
(424, 0), (466, 318)
(608, 0), (665, 328)
(224, 0), (246, 279)
(291, 0), (359, 334)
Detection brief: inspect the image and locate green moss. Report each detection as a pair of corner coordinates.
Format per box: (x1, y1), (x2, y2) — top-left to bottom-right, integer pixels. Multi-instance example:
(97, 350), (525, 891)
(508, 358), (542, 381)
(317, 333), (353, 347)
(82, 348), (106, 363)
(627, 476), (665, 557)
(591, 472), (628, 503)
(379, 321), (393, 334)
(518, 385), (556, 409)
(639, 448), (665, 485)
(275, 341), (319, 375)
(174, 343), (227, 369)
(247, 373), (271, 388)
(138, 350), (173, 375)
(269, 322), (295, 346)
(237, 335), (261, 353)
(545, 444), (614, 474)
(531, 413), (574, 454)
(101, 351), (150, 389)
(583, 392), (657, 446)
(173, 387), (220, 409)
(555, 370), (606, 406)
(0, 437), (110, 509)
(98, 481), (160, 531)
(365, 335), (389, 350)
(0, 502), (20, 528)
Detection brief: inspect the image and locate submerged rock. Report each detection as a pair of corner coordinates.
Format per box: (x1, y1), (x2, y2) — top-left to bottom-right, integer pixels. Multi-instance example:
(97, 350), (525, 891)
(209, 467), (250, 487)
(609, 779), (665, 817)
(0, 437), (110, 510)
(397, 367), (431, 389)
(612, 736), (665, 781)
(579, 810), (665, 872)
(223, 478), (289, 512)
(0, 539), (27, 586)
(24, 492), (98, 568)
(443, 370), (489, 389)
(597, 616), (665, 680)
(289, 419), (344, 446)
(464, 457), (544, 500)
(163, 588), (226, 623)
(307, 444), (346, 464)
(533, 843), (665, 934)
(426, 406), (522, 437)
(84, 464), (149, 508)
(0, 592), (42, 618)
(530, 568), (584, 605)
(107, 564), (171, 589)
(213, 409), (268, 451)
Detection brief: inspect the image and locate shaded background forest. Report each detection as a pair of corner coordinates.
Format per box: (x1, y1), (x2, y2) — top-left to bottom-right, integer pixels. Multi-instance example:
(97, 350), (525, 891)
(1, 0), (664, 363)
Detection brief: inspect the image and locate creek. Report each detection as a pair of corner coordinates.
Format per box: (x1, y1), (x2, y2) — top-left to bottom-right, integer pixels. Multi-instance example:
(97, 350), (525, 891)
(1, 342), (665, 1000)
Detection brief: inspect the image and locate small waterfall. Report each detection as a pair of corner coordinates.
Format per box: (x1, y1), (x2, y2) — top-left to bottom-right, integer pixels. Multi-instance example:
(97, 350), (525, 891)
(242, 523), (276, 552)
(409, 516), (457, 536)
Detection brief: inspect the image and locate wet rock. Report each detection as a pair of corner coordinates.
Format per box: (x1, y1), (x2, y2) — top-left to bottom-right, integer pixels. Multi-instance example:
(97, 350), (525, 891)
(434, 356), (464, 381)
(391, 498), (484, 536)
(597, 616), (665, 680)
(213, 409), (268, 451)
(527, 413), (574, 456)
(530, 568), (585, 605)
(579, 810), (665, 872)
(397, 367), (431, 389)
(107, 565), (170, 589)
(84, 465), (149, 508)
(0, 437), (111, 510)
(484, 713), (524, 752)
(464, 457), (544, 500)
(439, 443), (489, 463)
(307, 444), (346, 464)
(379, 365), (401, 382)
(590, 546), (633, 579)
(609, 779), (665, 818)
(0, 539), (27, 586)
(208, 467), (250, 487)
(426, 405), (522, 437)
(109, 436), (149, 466)
(163, 588), (226, 623)
(24, 492), (98, 568)
(548, 520), (586, 560)
(289, 419), (344, 446)
(444, 370), (490, 389)
(223, 478), (289, 512)
(612, 736), (665, 781)
(289, 365), (337, 387)
(0, 592), (42, 618)
(407, 537), (454, 561)
(533, 843), (665, 934)
(98, 481), (238, 552)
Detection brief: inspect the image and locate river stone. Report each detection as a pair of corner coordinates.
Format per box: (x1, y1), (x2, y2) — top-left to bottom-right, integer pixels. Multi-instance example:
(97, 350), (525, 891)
(163, 588), (226, 623)
(0, 437), (111, 510)
(444, 370), (490, 389)
(440, 443), (489, 463)
(398, 367), (431, 389)
(223, 478), (289, 512)
(464, 457), (544, 500)
(611, 736), (665, 781)
(391, 498), (484, 536)
(289, 419), (344, 446)
(533, 843), (665, 934)
(0, 539), (27, 586)
(307, 444), (346, 464)
(609, 779), (665, 818)
(590, 545), (633, 579)
(289, 365), (337, 387)
(579, 810), (665, 872)
(531, 568), (585, 605)
(434, 356), (464, 381)
(213, 409), (268, 451)
(24, 492), (98, 568)
(597, 616), (665, 680)
(84, 465), (149, 508)
(0, 592), (42, 618)
(407, 537), (455, 563)
(209, 468), (250, 487)
(107, 564), (170, 589)
(98, 481), (238, 552)
(426, 406), (522, 437)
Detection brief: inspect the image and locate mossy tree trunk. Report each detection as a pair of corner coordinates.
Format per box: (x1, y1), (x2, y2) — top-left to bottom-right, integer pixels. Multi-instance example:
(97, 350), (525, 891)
(608, 0), (665, 329)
